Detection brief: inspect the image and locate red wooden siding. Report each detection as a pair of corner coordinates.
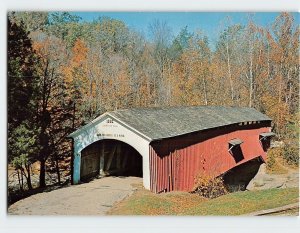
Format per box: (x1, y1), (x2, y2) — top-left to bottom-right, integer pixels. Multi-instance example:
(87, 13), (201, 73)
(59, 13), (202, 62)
(149, 123), (271, 193)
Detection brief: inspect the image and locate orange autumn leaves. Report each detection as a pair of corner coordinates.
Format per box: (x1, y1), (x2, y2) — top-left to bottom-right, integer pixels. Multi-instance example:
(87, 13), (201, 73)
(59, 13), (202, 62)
(63, 39), (88, 95)
(31, 13), (299, 139)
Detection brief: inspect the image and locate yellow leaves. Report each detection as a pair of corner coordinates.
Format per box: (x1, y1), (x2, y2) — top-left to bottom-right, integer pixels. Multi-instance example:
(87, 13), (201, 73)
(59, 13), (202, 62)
(62, 66), (73, 84)
(193, 173), (228, 198)
(261, 94), (289, 136)
(71, 39), (88, 66)
(63, 38), (89, 92)
(32, 41), (43, 56)
(113, 61), (132, 108)
(168, 48), (212, 106)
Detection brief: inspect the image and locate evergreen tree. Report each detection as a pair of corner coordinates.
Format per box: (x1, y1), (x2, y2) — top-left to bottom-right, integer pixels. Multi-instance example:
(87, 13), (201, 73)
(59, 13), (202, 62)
(7, 15), (38, 128)
(7, 15), (39, 190)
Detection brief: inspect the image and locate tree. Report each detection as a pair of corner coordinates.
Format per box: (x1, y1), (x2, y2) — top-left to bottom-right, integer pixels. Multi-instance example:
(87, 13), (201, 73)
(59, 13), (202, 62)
(7, 15), (38, 129)
(148, 19), (173, 105)
(259, 13), (299, 138)
(169, 26), (193, 60)
(8, 11), (299, 191)
(47, 12), (82, 47)
(134, 44), (159, 107)
(32, 32), (73, 187)
(7, 15), (39, 191)
(9, 12), (49, 32)
(63, 38), (91, 124)
(8, 122), (39, 190)
(216, 23), (244, 104)
(271, 13), (299, 136)
(87, 17), (130, 54)
(197, 35), (212, 105)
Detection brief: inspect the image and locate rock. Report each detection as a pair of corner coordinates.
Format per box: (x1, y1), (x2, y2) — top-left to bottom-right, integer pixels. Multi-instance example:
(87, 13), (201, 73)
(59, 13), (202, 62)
(253, 180), (265, 187)
(246, 163), (299, 191)
(263, 177), (274, 181)
(257, 163), (267, 175)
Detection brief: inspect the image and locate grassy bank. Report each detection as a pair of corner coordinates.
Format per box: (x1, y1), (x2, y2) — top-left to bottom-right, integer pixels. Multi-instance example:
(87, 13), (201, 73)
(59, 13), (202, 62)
(108, 185), (299, 216)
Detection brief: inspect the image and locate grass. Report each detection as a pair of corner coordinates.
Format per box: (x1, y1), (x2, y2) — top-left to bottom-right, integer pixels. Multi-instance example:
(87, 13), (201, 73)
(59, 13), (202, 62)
(108, 185), (299, 216)
(185, 188), (298, 215)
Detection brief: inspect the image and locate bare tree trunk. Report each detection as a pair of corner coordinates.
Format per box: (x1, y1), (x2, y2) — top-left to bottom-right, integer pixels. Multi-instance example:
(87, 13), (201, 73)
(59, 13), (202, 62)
(267, 42), (270, 79)
(17, 169), (23, 192)
(226, 41), (234, 101)
(249, 48), (254, 108)
(202, 77), (208, 105)
(39, 159), (46, 188)
(55, 157), (61, 184)
(286, 68), (291, 112)
(277, 62), (283, 138)
(25, 164), (33, 190)
(20, 171), (24, 191)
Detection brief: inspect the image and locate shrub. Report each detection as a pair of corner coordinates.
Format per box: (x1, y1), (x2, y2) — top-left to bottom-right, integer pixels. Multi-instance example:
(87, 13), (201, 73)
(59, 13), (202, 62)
(282, 117), (299, 166)
(193, 174), (228, 198)
(266, 147), (282, 171)
(266, 147), (289, 174)
(283, 141), (299, 166)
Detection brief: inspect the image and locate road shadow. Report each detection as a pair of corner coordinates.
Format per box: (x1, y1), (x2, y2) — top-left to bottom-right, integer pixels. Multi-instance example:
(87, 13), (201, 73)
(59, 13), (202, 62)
(8, 179), (71, 208)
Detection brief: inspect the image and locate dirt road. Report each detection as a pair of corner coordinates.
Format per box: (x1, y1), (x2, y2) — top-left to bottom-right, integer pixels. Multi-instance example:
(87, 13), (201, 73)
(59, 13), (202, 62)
(8, 176), (142, 215)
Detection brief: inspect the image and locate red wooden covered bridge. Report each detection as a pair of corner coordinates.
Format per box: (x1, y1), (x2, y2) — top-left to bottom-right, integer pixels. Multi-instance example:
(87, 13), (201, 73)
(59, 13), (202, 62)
(69, 106), (274, 193)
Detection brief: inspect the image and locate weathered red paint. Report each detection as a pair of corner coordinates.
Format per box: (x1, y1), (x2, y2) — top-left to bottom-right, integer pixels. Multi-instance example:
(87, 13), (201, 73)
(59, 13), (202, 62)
(149, 122), (271, 193)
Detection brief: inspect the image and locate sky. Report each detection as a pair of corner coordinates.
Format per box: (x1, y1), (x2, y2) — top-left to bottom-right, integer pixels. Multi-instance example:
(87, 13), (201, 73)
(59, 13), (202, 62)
(71, 12), (299, 47)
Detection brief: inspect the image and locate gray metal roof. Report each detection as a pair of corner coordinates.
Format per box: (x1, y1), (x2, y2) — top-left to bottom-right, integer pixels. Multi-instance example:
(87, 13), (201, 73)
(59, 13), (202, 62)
(108, 106), (271, 141)
(260, 132), (276, 137)
(229, 138), (244, 146)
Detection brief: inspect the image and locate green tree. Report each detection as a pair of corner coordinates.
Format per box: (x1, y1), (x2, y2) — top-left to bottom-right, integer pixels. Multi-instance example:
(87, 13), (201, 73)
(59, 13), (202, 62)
(7, 15), (40, 190)
(8, 122), (40, 190)
(169, 26), (193, 60)
(47, 12), (82, 47)
(7, 15), (38, 128)
(9, 11), (49, 32)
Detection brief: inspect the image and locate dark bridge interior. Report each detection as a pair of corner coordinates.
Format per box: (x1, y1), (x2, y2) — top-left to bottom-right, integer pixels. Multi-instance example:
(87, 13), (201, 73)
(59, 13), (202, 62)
(80, 139), (142, 181)
(222, 157), (264, 192)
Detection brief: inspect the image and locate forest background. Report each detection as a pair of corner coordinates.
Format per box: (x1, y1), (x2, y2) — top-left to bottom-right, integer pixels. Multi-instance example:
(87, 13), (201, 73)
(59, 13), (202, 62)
(7, 12), (299, 195)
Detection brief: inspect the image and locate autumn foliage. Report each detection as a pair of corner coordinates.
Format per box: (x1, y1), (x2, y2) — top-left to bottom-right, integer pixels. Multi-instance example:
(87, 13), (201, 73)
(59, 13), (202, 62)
(7, 12), (299, 194)
(193, 173), (228, 198)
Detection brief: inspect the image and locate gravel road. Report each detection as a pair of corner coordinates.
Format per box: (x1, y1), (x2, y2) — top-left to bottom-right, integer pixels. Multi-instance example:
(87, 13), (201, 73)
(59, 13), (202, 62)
(8, 176), (142, 215)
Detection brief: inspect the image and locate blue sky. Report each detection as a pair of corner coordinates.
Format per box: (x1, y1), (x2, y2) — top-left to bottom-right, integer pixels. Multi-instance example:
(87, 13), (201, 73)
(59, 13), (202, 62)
(72, 12), (298, 46)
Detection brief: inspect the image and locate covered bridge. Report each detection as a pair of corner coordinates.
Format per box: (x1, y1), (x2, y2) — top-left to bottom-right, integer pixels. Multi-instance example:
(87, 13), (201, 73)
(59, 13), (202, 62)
(68, 106), (274, 193)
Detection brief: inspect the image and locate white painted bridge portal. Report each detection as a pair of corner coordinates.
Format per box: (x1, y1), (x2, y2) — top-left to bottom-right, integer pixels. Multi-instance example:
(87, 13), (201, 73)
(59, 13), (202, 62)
(68, 113), (151, 190)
